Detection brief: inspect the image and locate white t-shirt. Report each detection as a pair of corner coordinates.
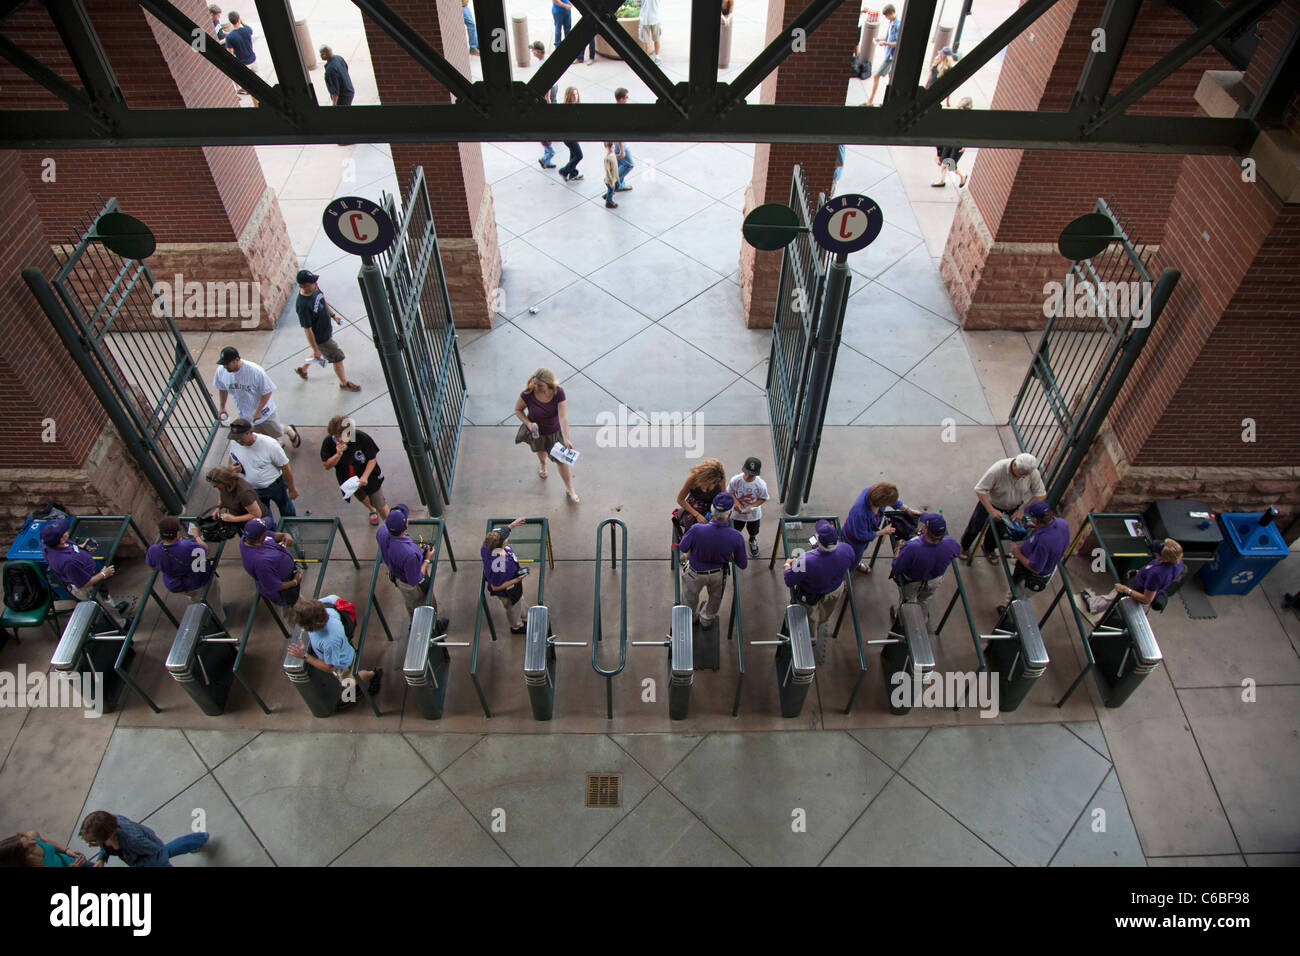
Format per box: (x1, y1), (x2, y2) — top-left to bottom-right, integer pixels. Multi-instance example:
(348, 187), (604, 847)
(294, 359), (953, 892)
(640, 0), (661, 25)
(728, 473), (770, 522)
(229, 433), (289, 488)
(213, 360), (277, 424)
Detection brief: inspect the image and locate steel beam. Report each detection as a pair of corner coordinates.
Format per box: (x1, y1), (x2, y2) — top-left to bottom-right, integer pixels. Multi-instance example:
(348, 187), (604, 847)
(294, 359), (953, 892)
(351, 0), (485, 113)
(881, 0), (938, 109)
(253, 0), (315, 111)
(1072, 0), (1144, 111)
(718, 0), (845, 114)
(687, 0), (723, 101)
(1246, 22), (1300, 125)
(42, 0), (123, 109)
(0, 31), (110, 132)
(470, 0), (510, 96)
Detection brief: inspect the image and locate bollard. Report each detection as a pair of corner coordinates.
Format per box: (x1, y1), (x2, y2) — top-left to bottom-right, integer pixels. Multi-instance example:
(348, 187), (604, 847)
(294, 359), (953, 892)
(719, 12), (734, 69)
(858, 10), (880, 67)
(929, 23), (954, 64)
(404, 605), (452, 720)
(284, 625), (341, 717)
(511, 15), (530, 67)
(1090, 597), (1162, 707)
(51, 602), (131, 713)
(295, 18), (317, 71)
(668, 605), (694, 720)
(775, 605), (816, 718)
(984, 600), (1049, 712)
(165, 603), (237, 716)
(523, 605), (556, 721)
(882, 603), (935, 714)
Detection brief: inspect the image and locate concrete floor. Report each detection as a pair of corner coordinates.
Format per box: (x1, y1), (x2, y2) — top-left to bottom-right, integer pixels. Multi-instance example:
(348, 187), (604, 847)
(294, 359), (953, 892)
(2, 0), (1297, 867)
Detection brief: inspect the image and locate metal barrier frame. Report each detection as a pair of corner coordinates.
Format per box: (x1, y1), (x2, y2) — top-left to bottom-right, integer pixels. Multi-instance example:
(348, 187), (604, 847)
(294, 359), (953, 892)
(470, 517), (553, 718)
(591, 519), (628, 719)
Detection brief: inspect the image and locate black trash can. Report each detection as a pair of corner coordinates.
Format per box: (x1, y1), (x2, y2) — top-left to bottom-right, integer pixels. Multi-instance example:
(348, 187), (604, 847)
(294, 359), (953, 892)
(1143, 499), (1223, 596)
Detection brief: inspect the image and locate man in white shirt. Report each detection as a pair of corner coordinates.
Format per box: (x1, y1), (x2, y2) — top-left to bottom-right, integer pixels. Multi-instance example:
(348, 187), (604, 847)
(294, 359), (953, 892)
(228, 418), (299, 522)
(638, 0), (662, 62)
(959, 452), (1047, 561)
(213, 346), (299, 451)
(728, 456), (770, 558)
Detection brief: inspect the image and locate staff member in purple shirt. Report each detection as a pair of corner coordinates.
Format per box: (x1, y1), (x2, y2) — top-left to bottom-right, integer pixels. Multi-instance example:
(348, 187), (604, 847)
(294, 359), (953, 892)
(482, 518), (530, 633)
(1001, 501), (1069, 605)
(40, 520), (131, 629)
(890, 512), (961, 628)
(1082, 539), (1184, 616)
(783, 520), (855, 662)
(377, 504), (447, 631)
(238, 518), (300, 624)
(843, 480), (922, 574)
(678, 493), (748, 628)
(145, 516), (226, 626)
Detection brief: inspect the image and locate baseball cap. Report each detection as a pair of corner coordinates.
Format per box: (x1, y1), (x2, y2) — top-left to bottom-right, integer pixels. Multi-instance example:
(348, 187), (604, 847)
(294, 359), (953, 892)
(296, 269), (319, 285)
(385, 505), (409, 534)
(491, 525), (512, 540)
(711, 493), (735, 516)
(921, 512), (947, 536)
(812, 519), (839, 549)
(227, 417), (253, 436)
(218, 345), (240, 367)
(743, 457), (762, 475)
(940, 45), (954, 56)
(1013, 453), (1038, 473)
(243, 518), (268, 540)
(40, 519), (70, 545)
(1025, 500), (1051, 520)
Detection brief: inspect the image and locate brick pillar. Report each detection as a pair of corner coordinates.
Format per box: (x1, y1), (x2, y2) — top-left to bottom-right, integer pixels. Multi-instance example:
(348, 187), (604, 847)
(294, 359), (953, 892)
(1, 0), (296, 331)
(0, 152), (163, 546)
(738, 1), (861, 328)
(363, 0), (501, 329)
(940, 0), (1234, 329)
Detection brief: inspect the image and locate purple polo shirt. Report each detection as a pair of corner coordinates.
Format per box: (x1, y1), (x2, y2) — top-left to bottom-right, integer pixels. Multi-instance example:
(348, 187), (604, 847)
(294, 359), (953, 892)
(377, 526), (424, 586)
(146, 539), (213, 593)
(1132, 558), (1184, 595)
(1018, 518), (1069, 575)
(891, 535), (961, 583)
(843, 485), (903, 544)
(678, 520), (748, 572)
(42, 543), (97, 589)
(784, 542), (854, 594)
(239, 537), (297, 605)
(481, 543), (522, 591)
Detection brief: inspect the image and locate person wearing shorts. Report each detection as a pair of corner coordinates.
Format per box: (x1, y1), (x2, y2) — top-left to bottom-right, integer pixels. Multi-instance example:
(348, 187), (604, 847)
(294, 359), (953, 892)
(213, 345), (299, 451)
(867, 4), (899, 105)
(293, 269), (360, 392)
(639, 0), (662, 62)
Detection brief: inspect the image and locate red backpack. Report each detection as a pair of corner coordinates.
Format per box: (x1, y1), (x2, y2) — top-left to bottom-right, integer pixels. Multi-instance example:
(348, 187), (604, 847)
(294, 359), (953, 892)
(324, 597), (357, 639)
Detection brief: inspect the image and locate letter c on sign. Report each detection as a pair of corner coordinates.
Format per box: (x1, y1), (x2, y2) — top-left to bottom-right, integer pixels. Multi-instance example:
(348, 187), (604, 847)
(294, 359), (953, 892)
(348, 212), (371, 242)
(838, 210), (858, 240)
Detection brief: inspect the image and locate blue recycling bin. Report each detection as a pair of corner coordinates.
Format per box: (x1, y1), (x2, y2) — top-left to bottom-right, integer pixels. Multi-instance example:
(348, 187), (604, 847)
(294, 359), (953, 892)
(1198, 513), (1289, 596)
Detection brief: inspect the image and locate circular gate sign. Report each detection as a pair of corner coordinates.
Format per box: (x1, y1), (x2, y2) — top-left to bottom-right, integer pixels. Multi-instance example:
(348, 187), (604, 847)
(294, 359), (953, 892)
(811, 194), (884, 254)
(322, 196), (396, 256)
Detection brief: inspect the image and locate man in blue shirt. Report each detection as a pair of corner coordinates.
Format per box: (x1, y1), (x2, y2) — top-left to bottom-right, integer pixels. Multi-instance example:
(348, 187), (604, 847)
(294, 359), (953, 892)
(146, 516), (226, 626)
(678, 493), (748, 628)
(783, 519), (855, 662)
(221, 11), (259, 105)
(482, 518), (529, 633)
(79, 811), (208, 867)
(286, 595), (382, 700)
(378, 504), (448, 631)
(867, 4), (900, 106)
(319, 46), (355, 105)
(40, 519), (131, 629)
(890, 512), (961, 628)
(293, 270), (360, 392)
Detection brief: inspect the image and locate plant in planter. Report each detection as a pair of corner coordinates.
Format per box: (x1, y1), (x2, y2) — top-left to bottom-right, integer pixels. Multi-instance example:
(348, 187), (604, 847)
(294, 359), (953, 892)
(597, 0), (641, 60)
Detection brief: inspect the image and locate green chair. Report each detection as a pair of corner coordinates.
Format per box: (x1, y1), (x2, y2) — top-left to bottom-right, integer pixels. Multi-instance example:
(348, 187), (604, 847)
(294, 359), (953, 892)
(0, 560), (62, 646)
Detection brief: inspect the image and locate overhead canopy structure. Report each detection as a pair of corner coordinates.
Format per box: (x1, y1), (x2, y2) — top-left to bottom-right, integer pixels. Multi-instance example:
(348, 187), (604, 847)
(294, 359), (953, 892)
(0, 0), (1295, 152)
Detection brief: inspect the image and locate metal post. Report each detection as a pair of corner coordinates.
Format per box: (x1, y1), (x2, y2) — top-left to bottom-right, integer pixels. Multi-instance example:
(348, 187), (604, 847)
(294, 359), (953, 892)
(1045, 268), (1180, 508)
(952, 0), (973, 52)
(784, 253), (852, 514)
(360, 254), (443, 515)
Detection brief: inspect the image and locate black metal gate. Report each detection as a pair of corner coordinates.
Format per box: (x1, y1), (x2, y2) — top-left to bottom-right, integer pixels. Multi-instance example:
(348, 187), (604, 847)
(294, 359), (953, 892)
(766, 166), (829, 501)
(23, 198), (220, 513)
(1008, 198), (1161, 502)
(363, 166), (467, 511)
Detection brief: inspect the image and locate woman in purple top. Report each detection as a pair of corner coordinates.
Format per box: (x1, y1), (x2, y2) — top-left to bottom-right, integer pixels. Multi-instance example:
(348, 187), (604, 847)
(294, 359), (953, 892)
(514, 367), (579, 503)
(843, 481), (921, 574)
(1083, 539), (1185, 616)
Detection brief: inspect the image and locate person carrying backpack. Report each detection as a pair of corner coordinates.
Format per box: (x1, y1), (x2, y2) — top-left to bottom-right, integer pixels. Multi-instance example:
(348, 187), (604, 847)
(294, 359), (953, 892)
(285, 595), (381, 701)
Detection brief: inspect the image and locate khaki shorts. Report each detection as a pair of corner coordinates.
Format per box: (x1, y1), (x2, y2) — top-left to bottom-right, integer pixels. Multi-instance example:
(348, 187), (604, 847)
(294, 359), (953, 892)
(253, 411), (284, 440)
(359, 485), (386, 510)
(638, 22), (662, 44)
(319, 338), (346, 364)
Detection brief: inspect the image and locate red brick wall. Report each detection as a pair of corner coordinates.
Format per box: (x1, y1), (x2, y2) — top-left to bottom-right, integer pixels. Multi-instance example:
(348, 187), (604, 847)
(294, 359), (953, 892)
(1238, 0), (1300, 133)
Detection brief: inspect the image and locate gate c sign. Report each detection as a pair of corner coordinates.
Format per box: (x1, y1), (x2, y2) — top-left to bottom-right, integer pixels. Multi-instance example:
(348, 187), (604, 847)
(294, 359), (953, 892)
(812, 194), (883, 254)
(323, 196), (396, 257)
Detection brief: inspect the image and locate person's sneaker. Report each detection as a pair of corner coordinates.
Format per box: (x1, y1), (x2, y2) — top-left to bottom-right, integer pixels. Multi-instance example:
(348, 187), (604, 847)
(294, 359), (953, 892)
(615, 185), (632, 192)
(539, 160), (555, 169)
(652, 55), (663, 64)
(748, 538), (759, 557)
(605, 200), (618, 208)
(435, 617), (450, 635)
(510, 624), (527, 634)
(368, 668), (384, 695)
(569, 174), (584, 181)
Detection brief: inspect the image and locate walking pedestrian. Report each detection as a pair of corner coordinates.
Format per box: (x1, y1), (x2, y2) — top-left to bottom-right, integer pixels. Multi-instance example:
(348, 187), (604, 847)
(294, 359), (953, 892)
(204, 464), (264, 530)
(958, 453), (1046, 562)
(552, 0), (572, 47)
(40, 520), (131, 629)
(207, 3), (226, 40)
(727, 456), (769, 557)
(482, 518), (530, 634)
(320, 415), (387, 525)
(377, 503), (447, 630)
(866, 4), (899, 105)
(674, 457), (727, 536)
(238, 518), (301, 625)
(932, 97), (973, 188)
(461, 0), (479, 55)
(514, 367), (579, 502)
(79, 811), (209, 867)
(213, 345), (299, 451)
(320, 46), (355, 105)
(0, 831), (87, 867)
(784, 519), (855, 662)
(293, 269), (361, 392)
(603, 142), (620, 209)
(286, 595), (382, 702)
(146, 516), (227, 626)
(222, 11), (259, 105)
(557, 87), (584, 181)
(677, 493), (748, 628)
(639, 0), (663, 62)
(927, 46), (957, 106)
(890, 512), (961, 629)
(531, 42), (559, 168)
(613, 88), (634, 191)
(227, 417), (299, 522)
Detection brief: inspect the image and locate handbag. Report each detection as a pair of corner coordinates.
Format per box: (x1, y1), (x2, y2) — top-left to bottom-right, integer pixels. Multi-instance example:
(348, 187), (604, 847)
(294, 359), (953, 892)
(515, 422), (535, 444)
(197, 513), (239, 541)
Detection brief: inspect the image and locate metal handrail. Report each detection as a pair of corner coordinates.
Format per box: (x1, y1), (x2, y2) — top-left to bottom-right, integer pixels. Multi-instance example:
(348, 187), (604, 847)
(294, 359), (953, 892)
(1051, 561), (1103, 708)
(727, 559), (745, 717)
(591, 519), (629, 719)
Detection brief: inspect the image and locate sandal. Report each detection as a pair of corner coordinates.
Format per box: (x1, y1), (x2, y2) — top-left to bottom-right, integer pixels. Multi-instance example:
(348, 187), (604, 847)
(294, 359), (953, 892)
(295, 365), (308, 380)
(339, 381), (361, 392)
(538, 468), (548, 479)
(985, 551), (999, 564)
(368, 510), (380, 526)
(566, 489), (580, 504)
(857, 561), (872, 574)
(959, 552), (971, 561)
(288, 424), (301, 448)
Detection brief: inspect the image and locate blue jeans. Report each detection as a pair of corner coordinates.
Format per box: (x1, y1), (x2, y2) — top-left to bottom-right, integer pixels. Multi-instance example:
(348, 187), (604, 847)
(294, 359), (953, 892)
(464, 6), (478, 50)
(559, 142), (582, 177)
(552, 5), (571, 46)
(164, 832), (209, 863)
(257, 476), (296, 523)
(616, 152), (633, 188)
(540, 142), (555, 164)
(604, 184), (615, 203)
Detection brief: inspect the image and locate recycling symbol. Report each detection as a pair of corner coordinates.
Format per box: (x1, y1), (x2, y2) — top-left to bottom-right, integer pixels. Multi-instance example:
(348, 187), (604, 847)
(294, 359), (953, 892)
(1230, 570), (1254, 585)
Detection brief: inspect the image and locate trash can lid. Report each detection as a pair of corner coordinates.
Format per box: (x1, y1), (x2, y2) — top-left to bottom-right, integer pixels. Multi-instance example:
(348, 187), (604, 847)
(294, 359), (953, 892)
(1218, 513), (1289, 557)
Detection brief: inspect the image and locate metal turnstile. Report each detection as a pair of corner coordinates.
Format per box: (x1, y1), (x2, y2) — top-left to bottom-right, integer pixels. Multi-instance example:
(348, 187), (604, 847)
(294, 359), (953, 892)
(165, 603), (239, 716)
(522, 605), (586, 722)
(50, 601), (145, 714)
(983, 599), (1050, 712)
(633, 604), (694, 720)
(403, 605), (466, 719)
(1086, 597), (1162, 707)
(763, 605), (816, 718)
(882, 603), (936, 715)
(283, 623), (345, 718)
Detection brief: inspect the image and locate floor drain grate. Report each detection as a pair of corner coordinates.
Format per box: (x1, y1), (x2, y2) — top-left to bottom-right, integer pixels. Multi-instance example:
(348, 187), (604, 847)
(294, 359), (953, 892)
(585, 773), (622, 808)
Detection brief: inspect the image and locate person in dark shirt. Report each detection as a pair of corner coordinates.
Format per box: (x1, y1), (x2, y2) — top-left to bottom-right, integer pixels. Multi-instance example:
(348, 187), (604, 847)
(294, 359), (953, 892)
(319, 46), (355, 105)
(222, 11), (259, 106)
(145, 516), (226, 626)
(320, 415), (387, 524)
(293, 269), (360, 392)
(481, 519), (529, 633)
(79, 811), (209, 867)
(678, 493), (748, 628)
(783, 520), (855, 662)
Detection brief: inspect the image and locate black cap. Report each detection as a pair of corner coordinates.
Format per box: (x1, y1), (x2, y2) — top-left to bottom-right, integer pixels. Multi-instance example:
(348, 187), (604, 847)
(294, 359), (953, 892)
(218, 345), (240, 367)
(743, 457), (762, 475)
(296, 269), (319, 285)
